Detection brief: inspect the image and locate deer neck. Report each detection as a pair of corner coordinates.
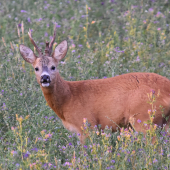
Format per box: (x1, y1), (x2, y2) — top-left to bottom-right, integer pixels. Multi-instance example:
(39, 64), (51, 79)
(41, 72), (71, 120)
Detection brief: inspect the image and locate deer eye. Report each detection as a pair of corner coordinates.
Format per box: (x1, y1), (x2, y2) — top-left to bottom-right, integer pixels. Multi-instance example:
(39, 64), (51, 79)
(51, 66), (56, 70)
(35, 67), (39, 71)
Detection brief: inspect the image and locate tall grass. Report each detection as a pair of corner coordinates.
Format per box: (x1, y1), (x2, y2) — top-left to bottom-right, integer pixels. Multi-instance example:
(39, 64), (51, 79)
(0, 0), (170, 169)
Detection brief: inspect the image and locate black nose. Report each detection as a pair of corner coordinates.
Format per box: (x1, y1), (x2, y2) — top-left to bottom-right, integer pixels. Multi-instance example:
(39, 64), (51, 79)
(40, 75), (51, 83)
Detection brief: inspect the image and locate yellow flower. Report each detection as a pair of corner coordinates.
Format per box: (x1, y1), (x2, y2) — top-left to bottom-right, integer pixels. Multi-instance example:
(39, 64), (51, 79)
(18, 116), (23, 122)
(131, 150), (135, 155)
(41, 130), (45, 135)
(117, 136), (121, 141)
(83, 118), (87, 124)
(154, 124), (157, 130)
(96, 131), (100, 135)
(25, 115), (29, 120)
(148, 110), (151, 115)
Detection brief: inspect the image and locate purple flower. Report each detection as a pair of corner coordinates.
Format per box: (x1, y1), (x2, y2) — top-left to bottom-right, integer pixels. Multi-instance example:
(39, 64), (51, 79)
(32, 147), (38, 152)
(49, 116), (54, 119)
(153, 158), (158, 163)
(78, 44), (83, 47)
(20, 93), (22, 96)
(56, 25), (61, 28)
(21, 10), (27, 13)
(111, 160), (115, 163)
(72, 50), (75, 53)
(38, 18), (42, 22)
(44, 32), (48, 37)
(137, 119), (141, 123)
(23, 151), (30, 159)
(69, 142), (72, 146)
(27, 17), (31, 23)
(16, 163), (20, 167)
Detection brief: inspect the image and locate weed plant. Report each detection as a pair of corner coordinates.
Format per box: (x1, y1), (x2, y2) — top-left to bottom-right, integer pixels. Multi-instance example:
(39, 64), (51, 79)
(0, 0), (170, 169)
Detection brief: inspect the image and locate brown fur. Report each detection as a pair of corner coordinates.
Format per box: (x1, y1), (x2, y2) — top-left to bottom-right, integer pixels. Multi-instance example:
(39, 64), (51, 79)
(19, 32), (170, 143)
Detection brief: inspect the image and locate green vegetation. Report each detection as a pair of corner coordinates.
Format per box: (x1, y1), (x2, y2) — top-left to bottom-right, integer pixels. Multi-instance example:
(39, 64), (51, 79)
(0, 0), (170, 169)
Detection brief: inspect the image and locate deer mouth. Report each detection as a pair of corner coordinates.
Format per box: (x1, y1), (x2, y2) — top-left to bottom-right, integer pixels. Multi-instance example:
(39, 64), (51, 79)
(40, 74), (51, 87)
(41, 82), (50, 87)
(41, 80), (51, 87)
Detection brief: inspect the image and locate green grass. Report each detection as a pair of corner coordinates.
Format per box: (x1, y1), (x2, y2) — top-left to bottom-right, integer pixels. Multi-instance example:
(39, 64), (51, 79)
(1, 0), (170, 169)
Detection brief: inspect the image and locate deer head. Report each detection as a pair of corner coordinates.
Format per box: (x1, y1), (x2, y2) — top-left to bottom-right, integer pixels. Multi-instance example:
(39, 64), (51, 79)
(19, 26), (68, 88)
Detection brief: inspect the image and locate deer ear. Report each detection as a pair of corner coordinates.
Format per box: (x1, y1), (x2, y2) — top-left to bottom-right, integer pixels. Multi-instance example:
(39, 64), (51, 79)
(53, 40), (68, 61)
(19, 44), (37, 64)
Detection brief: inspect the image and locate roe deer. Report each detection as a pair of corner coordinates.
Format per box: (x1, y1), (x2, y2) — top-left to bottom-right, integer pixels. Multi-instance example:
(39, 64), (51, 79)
(19, 26), (170, 143)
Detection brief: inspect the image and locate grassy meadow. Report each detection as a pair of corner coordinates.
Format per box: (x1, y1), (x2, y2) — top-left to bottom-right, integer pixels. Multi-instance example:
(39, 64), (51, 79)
(1, 0), (170, 169)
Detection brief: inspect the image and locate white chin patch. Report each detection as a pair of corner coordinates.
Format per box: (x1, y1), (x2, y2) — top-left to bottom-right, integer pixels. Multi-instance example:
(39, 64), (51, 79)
(42, 83), (50, 87)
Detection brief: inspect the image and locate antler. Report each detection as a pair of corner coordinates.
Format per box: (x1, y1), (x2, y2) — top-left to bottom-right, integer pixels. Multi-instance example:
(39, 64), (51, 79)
(28, 29), (43, 57)
(49, 24), (57, 55)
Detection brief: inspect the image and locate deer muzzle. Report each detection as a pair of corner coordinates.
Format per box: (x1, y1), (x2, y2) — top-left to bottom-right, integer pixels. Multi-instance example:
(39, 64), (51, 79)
(40, 75), (51, 87)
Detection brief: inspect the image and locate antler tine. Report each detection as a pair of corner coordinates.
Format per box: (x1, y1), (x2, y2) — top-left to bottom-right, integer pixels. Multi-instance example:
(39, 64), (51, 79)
(28, 29), (43, 56)
(49, 24), (57, 55)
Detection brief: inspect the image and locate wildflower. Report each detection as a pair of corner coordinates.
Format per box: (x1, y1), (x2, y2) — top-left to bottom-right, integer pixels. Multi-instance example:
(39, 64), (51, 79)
(83, 118), (87, 124)
(27, 17), (31, 23)
(64, 162), (72, 166)
(44, 32), (48, 37)
(18, 116), (23, 122)
(117, 153), (120, 157)
(20, 93), (22, 96)
(69, 142), (72, 146)
(154, 124), (157, 130)
(91, 21), (95, 24)
(25, 115), (29, 120)
(101, 132), (105, 136)
(153, 158), (158, 163)
(131, 150), (135, 155)
(111, 160), (115, 163)
(11, 127), (15, 131)
(45, 133), (53, 138)
(40, 130), (46, 135)
(31, 147), (38, 152)
(30, 163), (36, 168)
(148, 110), (151, 115)
(117, 136), (121, 141)
(38, 18), (42, 22)
(21, 10), (27, 13)
(157, 28), (161, 31)
(11, 150), (17, 156)
(96, 131), (100, 135)
(137, 119), (141, 123)
(23, 151), (30, 159)
(16, 163), (20, 167)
